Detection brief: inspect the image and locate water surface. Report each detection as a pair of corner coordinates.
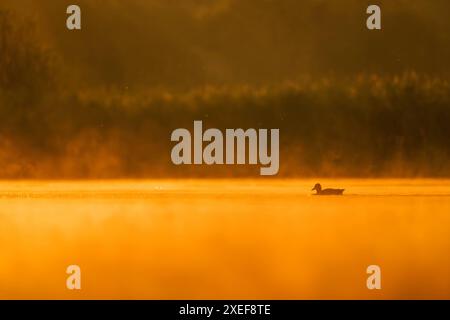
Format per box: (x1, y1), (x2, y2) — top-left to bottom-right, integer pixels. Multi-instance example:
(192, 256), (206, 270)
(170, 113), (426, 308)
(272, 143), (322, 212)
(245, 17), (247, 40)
(0, 179), (449, 299)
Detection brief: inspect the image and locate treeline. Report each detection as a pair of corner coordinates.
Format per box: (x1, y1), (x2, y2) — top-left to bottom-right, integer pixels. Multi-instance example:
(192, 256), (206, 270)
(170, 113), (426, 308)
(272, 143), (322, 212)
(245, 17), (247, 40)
(2, 0), (450, 88)
(1, 8), (450, 178)
(1, 74), (450, 178)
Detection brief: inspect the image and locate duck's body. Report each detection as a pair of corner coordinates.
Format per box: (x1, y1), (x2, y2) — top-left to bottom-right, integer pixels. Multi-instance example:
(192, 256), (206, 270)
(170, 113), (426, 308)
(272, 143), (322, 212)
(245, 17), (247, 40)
(312, 183), (344, 195)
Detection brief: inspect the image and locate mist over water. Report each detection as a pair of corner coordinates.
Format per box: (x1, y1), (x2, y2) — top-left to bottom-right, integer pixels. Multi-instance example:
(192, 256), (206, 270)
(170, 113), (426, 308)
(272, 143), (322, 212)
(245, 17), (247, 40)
(0, 179), (449, 299)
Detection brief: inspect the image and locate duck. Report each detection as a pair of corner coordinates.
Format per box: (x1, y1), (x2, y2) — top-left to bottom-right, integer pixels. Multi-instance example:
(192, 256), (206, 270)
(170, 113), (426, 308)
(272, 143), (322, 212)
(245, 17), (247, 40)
(311, 183), (344, 195)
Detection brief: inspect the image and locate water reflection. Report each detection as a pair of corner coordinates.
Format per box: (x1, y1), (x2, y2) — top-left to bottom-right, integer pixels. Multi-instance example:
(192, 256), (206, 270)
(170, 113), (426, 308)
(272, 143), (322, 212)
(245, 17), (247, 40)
(0, 179), (449, 299)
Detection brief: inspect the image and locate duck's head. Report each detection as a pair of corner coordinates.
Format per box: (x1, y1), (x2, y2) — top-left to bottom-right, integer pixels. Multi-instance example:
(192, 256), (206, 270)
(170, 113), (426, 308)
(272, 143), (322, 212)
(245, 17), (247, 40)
(312, 183), (322, 192)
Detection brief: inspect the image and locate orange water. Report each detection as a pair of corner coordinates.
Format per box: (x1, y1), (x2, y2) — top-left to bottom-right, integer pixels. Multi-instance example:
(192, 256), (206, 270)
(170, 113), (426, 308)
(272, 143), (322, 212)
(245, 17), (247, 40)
(0, 179), (449, 299)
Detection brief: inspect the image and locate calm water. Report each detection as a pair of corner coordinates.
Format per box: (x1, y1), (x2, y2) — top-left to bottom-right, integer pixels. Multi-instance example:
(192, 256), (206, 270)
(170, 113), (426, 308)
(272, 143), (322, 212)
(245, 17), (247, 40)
(0, 179), (449, 299)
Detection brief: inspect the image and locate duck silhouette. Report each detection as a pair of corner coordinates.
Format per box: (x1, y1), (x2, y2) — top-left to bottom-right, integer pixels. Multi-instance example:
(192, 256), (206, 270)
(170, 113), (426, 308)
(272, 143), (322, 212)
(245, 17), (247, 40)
(311, 183), (344, 195)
